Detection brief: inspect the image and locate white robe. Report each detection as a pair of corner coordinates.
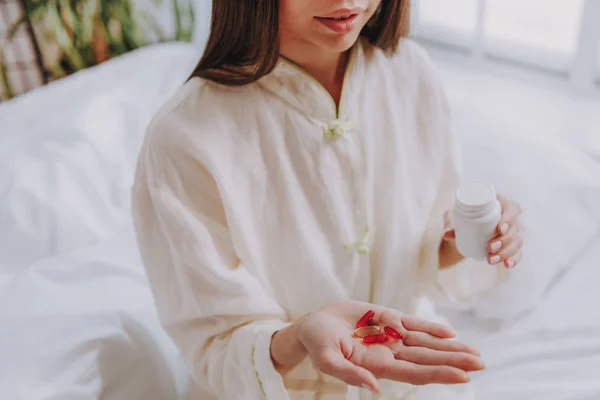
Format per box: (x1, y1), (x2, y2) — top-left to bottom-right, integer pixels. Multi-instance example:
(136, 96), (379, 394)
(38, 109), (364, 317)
(131, 38), (509, 400)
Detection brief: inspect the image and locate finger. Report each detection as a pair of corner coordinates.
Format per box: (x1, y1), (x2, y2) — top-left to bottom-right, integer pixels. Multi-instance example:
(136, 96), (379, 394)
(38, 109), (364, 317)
(488, 222), (521, 261)
(400, 315), (456, 338)
(497, 195), (522, 235)
(489, 236), (523, 266)
(443, 229), (456, 241)
(394, 346), (485, 372)
(497, 235), (523, 259)
(488, 223), (519, 254)
(315, 348), (380, 394)
(504, 249), (523, 268)
(380, 359), (470, 385)
(402, 331), (480, 356)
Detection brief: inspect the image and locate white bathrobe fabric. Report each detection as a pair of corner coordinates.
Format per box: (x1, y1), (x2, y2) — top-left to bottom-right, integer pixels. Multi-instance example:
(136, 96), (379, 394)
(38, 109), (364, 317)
(131, 38), (508, 400)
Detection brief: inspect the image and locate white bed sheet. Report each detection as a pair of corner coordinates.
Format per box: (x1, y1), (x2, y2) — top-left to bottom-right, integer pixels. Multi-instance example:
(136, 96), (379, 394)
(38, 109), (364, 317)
(0, 231), (190, 399)
(447, 236), (600, 400)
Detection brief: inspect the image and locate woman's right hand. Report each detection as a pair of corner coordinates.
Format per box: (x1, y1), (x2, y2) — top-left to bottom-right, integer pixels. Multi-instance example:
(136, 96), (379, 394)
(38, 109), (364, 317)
(296, 300), (485, 394)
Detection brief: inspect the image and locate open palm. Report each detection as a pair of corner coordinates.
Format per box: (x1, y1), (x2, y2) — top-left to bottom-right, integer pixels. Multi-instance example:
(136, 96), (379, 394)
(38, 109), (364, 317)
(298, 301), (484, 394)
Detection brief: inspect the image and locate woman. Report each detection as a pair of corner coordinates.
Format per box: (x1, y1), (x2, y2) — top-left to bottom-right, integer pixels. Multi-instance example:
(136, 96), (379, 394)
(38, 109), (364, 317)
(131, 0), (524, 399)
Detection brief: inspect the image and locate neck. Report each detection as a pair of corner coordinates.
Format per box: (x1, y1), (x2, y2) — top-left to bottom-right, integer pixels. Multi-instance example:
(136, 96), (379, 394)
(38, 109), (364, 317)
(280, 38), (350, 107)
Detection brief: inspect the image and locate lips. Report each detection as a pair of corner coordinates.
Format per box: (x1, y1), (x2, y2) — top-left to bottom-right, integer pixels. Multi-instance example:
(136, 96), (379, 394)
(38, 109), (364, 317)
(319, 7), (365, 19)
(323, 14), (354, 20)
(314, 13), (360, 34)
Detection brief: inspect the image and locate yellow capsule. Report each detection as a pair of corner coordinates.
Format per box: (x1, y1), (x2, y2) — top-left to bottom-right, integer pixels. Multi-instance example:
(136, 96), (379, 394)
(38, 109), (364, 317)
(353, 326), (383, 338)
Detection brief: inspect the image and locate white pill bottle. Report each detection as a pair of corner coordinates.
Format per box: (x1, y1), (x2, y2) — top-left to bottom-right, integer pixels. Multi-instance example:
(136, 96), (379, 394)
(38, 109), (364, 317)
(452, 181), (502, 260)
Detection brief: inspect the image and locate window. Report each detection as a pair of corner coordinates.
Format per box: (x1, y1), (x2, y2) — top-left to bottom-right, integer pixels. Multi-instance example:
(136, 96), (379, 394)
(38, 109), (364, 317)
(483, 0), (584, 70)
(416, 0), (478, 40)
(413, 0), (599, 92)
(484, 0), (584, 56)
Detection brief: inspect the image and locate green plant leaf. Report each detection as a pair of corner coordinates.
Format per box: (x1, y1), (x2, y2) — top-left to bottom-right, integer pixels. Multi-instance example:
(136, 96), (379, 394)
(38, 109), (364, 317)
(68, 0), (82, 47)
(0, 54), (15, 100)
(181, 0), (195, 42)
(81, 0), (99, 44)
(173, 0), (183, 40)
(116, 1), (146, 52)
(47, 4), (86, 70)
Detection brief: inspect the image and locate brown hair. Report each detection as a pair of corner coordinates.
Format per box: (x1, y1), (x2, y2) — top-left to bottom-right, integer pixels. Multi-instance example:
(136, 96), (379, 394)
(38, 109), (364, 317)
(189, 0), (411, 86)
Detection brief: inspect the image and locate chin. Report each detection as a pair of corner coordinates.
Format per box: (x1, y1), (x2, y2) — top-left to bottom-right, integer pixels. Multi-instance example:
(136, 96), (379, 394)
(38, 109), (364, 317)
(319, 31), (363, 53)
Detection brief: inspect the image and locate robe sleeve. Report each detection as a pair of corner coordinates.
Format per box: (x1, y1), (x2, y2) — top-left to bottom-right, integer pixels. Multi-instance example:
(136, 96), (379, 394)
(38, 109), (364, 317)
(131, 118), (291, 399)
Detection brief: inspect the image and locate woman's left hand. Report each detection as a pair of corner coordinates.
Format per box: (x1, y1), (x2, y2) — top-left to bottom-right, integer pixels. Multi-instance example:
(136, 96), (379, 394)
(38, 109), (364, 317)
(442, 194), (524, 269)
(486, 194), (523, 268)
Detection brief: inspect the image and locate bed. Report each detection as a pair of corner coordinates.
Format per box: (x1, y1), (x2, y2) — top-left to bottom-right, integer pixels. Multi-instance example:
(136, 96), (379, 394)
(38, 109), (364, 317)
(1, 41), (599, 399)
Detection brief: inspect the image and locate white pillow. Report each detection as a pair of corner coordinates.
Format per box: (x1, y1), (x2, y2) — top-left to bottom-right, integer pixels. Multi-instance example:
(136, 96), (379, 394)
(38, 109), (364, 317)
(0, 43), (197, 274)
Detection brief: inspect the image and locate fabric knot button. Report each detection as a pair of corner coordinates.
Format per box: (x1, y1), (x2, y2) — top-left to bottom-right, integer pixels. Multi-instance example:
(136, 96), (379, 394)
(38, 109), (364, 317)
(345, 227), (375, 255)
(323, 120), (354, 140)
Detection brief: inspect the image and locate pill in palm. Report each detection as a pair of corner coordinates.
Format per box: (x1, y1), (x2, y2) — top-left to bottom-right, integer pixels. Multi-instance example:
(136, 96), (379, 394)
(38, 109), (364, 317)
(354, 326), (383, 338)
(363, 333), (388, 344)
(356, 310), (375, 328)
(384, 326), (403, 340)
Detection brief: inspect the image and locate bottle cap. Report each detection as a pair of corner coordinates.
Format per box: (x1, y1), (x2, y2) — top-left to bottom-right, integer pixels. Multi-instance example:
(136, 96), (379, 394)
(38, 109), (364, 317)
(455, 181), (496, 213)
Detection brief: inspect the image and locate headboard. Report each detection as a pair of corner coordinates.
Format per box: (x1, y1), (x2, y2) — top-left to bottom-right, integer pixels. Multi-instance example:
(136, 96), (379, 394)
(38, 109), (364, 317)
(0, 0), (196, 102)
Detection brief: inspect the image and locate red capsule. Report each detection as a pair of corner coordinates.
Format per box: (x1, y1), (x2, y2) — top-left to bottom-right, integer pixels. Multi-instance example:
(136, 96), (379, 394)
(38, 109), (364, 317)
(363, 333), (388, 345)
(356, 310), (375, 328)
(384, 326), (403, 340)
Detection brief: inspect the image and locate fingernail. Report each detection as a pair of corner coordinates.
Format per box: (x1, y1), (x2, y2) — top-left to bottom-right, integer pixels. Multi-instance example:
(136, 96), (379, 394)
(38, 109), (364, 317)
(507, 260), (515, 268)
(444, 230), (455, 240)
(477, 359), (487, 370)
(361, 383), (377, 394)
(490, 255), (501, 264)
(500, 223), (509, 234)
(490, 241), (502, 253)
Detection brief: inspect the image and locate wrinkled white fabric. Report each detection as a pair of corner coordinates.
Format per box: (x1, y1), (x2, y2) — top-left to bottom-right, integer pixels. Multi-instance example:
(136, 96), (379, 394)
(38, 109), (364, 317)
(0, 43), (198, 273)
(131, 38), (508, 400)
